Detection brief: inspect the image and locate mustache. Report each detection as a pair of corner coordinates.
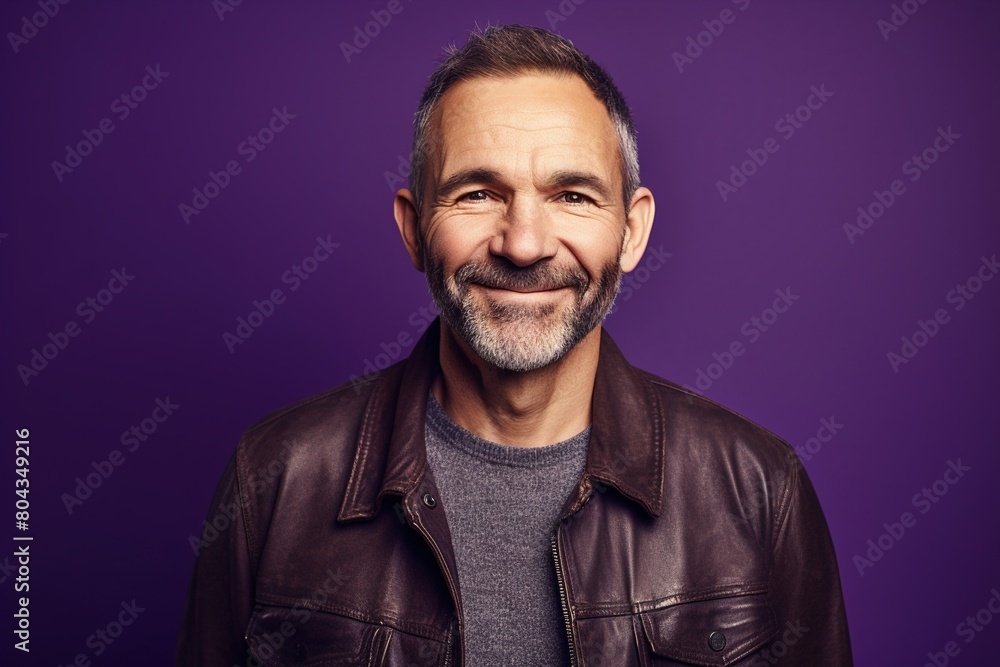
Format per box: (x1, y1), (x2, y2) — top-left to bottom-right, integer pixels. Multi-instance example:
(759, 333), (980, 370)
(454, 260), (589, 293)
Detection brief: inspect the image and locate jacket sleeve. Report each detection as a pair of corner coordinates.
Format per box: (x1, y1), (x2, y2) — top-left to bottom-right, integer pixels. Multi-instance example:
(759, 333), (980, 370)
(175, 450), (255, 666)
(764, 455), (853, 665)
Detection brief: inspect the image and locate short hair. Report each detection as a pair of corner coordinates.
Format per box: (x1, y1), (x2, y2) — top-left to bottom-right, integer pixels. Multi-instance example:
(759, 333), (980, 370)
(408, 23), (640, 218)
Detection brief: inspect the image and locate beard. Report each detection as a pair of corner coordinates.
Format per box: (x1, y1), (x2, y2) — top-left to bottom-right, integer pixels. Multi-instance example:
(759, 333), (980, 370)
(424, 244), (623, 372)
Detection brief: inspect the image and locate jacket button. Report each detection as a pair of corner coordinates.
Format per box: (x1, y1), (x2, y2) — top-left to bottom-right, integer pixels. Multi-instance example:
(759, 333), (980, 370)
(709, 631), (726, 651)
(294, 642), (307, 662)
(422, 493), (437, 509)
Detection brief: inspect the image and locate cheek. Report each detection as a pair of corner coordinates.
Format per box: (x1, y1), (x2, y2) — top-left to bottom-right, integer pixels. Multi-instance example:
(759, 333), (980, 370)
(424, 239), (472, 288)
(564, 230), (624, 276)
(425, 219), (492, 268)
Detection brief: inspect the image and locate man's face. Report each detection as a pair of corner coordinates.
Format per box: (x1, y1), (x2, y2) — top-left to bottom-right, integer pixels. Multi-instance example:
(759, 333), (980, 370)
(418, 72), (630, 372)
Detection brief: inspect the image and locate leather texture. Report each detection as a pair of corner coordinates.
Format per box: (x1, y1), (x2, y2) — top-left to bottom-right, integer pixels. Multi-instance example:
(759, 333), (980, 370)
(176, 316), (853, 666)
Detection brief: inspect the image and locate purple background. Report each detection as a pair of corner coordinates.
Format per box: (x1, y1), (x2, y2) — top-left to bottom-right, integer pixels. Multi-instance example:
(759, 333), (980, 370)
(3, 0), (998, 664)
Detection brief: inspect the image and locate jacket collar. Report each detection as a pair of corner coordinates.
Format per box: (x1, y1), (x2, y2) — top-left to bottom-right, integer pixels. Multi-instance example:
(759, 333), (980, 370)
(337, 316), (664, 522)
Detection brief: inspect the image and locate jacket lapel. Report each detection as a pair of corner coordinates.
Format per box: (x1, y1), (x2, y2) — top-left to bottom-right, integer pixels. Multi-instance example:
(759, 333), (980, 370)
(568, 326), (664, 518)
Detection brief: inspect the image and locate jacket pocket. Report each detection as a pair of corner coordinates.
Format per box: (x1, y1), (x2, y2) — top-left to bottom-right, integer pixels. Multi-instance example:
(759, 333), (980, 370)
(244, 603), (446, 667)
(245, 603), (383, 666)
(636, 592), (778, 666)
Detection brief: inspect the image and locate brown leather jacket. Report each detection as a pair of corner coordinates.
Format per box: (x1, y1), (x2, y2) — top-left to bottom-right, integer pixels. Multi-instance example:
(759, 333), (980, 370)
(176, 317), (852, 666)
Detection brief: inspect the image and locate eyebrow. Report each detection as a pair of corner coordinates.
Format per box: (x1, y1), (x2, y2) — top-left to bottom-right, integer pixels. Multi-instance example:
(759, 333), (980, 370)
(545, 170), (614, 202)
(433, 168), (503, 202)
(433, 168), (615, 203)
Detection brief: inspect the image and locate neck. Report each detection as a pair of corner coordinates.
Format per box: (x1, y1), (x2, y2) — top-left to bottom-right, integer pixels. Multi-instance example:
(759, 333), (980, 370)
(432, 322), (600, 448)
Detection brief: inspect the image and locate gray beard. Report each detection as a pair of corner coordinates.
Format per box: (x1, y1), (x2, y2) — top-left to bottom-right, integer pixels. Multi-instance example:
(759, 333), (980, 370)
(424, 252), (623, 372)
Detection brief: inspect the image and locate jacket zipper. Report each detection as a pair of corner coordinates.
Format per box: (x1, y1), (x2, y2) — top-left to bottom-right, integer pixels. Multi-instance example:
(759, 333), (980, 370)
(407, 504), (463, 665)
(550, 530), (578, 667)
(442, 615), (455, 667)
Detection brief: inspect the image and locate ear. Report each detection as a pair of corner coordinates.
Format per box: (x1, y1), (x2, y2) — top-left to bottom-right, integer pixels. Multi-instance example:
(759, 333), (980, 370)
(619, 186), (655, 272)
(394, 188), (423, 271)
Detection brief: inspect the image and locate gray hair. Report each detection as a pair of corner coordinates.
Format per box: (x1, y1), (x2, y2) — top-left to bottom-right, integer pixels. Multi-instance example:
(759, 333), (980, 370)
(407, 23), (640, 219)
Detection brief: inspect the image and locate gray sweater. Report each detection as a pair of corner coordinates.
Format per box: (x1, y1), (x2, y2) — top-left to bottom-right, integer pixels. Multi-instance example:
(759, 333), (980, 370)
(424, 390), (591, 666)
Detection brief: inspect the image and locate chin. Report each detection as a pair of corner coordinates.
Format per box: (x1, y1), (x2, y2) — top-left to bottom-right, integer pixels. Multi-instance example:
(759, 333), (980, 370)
(462, 317), (585, 372)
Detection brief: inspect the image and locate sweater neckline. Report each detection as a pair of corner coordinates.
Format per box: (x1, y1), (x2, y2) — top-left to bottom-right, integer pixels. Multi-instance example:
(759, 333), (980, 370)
(425, 389), (590, 468)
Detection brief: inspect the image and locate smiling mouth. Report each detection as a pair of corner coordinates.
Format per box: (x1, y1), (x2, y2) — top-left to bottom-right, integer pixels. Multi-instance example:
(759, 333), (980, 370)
(475, 283), (570, 294)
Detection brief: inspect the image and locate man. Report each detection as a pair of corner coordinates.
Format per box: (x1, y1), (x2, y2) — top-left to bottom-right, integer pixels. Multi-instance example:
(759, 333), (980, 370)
(177, 24), (852, 666)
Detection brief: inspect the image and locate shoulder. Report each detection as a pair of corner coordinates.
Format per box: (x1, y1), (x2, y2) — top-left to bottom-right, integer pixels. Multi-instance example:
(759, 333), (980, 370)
(233, 370), (385, 476)
(634, 366), (799, 475)
(633, 366), (815, 547)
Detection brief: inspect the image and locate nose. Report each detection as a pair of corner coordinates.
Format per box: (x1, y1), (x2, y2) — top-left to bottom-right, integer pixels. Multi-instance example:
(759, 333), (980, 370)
(489, 196), (557, 267)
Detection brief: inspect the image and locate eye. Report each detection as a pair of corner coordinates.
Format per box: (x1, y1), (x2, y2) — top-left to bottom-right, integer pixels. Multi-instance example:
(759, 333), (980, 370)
(459, 190), (490, 202)
(560, 192), (594, 206)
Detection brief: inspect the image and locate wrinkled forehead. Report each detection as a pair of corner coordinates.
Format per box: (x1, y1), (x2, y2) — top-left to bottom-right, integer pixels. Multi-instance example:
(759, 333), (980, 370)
(426, 72), (621, 191)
